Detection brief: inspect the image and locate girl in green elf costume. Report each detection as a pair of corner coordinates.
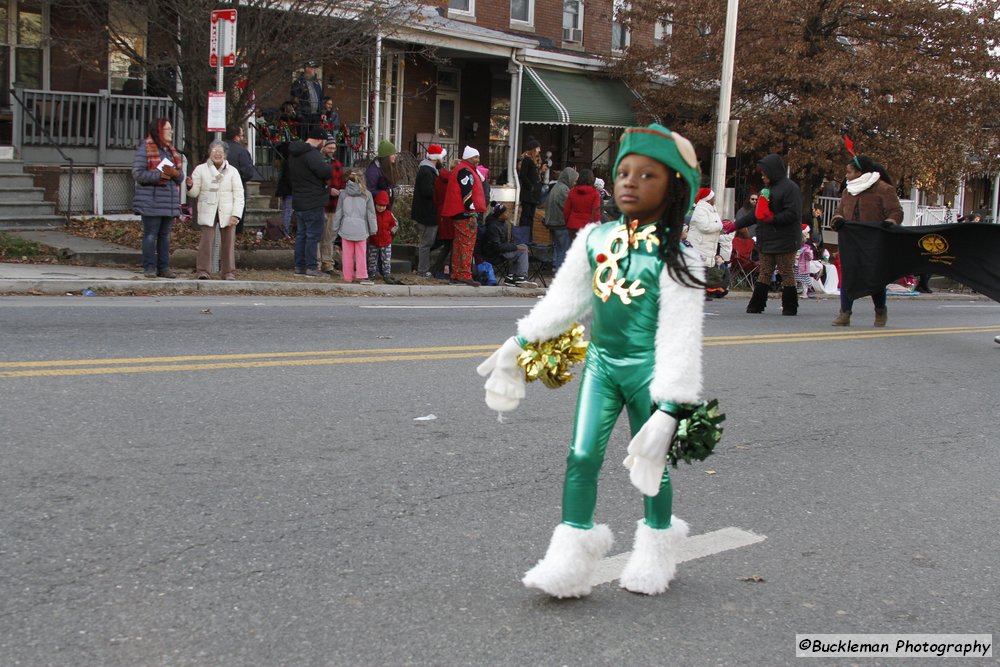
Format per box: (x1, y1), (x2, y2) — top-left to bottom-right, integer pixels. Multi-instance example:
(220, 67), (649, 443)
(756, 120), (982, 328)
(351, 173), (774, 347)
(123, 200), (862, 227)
(477, 124), (709, 598)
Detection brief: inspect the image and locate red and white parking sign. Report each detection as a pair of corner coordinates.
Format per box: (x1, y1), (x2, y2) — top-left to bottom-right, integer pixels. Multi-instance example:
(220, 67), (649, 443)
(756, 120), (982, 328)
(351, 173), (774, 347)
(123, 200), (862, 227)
(209, 10), (237, 68)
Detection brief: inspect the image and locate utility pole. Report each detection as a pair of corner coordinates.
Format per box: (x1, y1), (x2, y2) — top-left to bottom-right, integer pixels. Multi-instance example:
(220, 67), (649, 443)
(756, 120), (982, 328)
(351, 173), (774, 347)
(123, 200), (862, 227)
(711, 0), (739, 216)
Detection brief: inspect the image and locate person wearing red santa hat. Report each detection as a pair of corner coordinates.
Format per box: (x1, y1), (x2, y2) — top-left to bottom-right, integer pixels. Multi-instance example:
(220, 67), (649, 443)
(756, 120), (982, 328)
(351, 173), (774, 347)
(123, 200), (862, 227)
(441, 145), (487, 286)
(688, 187), (734, 299)
(411, 143), (447, 276)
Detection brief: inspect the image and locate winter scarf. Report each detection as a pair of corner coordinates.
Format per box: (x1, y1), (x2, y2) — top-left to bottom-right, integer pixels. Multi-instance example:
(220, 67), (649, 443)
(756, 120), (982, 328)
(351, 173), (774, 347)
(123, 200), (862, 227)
(846, 172), (880, 196)
(145, 137), (182, 172)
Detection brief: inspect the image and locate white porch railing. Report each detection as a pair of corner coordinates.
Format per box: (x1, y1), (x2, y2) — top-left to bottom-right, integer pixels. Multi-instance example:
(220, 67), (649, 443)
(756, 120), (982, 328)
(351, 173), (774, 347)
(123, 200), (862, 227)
(815, 195), (958, 228)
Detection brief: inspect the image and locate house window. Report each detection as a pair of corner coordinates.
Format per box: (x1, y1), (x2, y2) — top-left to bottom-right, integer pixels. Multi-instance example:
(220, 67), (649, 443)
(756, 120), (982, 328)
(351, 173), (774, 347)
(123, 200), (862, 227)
(511, 0), (533, 25)
(449, 0), (474, 16)
(3, 0), (47, 93)
(563, 0), (583, 43)
(612, 0), (630, 51)
(108, 1), (147, 94)
(654, 14), (673, 44)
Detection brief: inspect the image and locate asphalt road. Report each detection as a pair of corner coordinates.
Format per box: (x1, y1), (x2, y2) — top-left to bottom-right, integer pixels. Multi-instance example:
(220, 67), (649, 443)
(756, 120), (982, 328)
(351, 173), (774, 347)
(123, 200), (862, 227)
(1, 295), (998, 666)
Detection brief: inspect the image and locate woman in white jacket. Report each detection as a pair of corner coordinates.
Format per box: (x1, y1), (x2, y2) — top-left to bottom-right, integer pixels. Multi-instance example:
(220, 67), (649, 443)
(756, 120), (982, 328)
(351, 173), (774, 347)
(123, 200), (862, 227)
(686, 187), (724, 268)
(186, 141), (245, 280)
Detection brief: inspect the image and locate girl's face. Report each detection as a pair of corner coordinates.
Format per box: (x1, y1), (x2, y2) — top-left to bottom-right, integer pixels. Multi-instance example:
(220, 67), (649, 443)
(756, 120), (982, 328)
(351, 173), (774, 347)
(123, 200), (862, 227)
(845, 163), (862, 180)
(614, 154), (670, 226)
(375, 204), (387, 213)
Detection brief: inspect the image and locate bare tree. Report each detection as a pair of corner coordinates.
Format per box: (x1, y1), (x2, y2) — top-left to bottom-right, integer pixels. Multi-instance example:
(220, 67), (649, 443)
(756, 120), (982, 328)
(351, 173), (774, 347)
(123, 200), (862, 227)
(51, 0), (423, 161)
(617, 0), (1000, 196)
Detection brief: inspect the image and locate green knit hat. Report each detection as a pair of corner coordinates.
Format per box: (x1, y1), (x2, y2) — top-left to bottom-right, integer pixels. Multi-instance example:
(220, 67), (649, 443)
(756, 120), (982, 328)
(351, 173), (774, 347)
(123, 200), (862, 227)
(377, 140), (397, 158)
(612, 123), (701, 209)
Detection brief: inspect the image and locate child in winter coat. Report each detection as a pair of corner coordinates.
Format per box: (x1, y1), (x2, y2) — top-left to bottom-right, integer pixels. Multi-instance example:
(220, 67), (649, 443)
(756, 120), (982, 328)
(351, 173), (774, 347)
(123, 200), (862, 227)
(563, 168), (602, 239)
(331, 171), (377, 283)
(368, 190), (400, 284)
(796, 224), (815, 297)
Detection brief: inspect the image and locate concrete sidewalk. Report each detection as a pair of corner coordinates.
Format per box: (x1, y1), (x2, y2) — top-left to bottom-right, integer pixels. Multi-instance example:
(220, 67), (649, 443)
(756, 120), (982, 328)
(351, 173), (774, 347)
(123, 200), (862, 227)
(0, 262), (546, 296)
(2, 227), (544, 296)
(1, 228), (988, 300)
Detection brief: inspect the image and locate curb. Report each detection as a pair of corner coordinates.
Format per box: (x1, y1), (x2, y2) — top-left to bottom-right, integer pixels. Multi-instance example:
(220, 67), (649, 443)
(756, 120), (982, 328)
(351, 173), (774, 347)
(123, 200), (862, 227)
(0, 277), (547, 297)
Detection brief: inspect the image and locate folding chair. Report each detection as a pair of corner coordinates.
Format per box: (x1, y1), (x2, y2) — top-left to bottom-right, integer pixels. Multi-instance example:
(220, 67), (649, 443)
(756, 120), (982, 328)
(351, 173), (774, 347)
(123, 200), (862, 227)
(729, 245), (758, 290)
(526, 244), (554, 287)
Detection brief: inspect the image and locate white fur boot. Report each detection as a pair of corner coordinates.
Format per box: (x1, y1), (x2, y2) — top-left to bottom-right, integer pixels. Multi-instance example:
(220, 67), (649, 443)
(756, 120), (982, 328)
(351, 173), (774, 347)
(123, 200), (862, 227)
(619, 517), (689, 595)
(522, 523), (614, 598)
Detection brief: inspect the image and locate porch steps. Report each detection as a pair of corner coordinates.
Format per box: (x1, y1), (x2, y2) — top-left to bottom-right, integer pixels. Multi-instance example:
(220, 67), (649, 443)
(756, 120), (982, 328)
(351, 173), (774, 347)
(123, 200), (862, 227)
(240, 181), (280, 229)
(0, 159), (66, 230)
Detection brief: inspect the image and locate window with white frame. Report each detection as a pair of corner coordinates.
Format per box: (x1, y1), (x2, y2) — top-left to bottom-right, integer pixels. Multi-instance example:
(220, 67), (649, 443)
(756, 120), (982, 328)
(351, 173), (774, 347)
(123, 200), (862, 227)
(654, 14), (673, 44)
(612, 0), (630, 51)
(510, 0), (533, 25)
(563, 0), (583, 43)
(449, 0), (474, 16)
(3, 0), (48, 94)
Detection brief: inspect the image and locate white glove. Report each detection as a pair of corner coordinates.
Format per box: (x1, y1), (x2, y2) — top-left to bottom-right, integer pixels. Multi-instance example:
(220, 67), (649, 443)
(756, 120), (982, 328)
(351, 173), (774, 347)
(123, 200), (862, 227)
(623, 410), (678, 496)
(475, 336), (526, 412)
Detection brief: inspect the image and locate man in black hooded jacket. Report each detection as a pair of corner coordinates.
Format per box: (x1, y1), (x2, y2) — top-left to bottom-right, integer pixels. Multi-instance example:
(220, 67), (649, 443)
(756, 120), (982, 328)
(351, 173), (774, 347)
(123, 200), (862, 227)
(735, 153), (803, 315)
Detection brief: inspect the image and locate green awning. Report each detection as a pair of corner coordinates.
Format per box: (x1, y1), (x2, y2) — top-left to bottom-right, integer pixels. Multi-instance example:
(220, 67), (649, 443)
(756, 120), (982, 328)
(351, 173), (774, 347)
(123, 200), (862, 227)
(520, 67), (639, 128)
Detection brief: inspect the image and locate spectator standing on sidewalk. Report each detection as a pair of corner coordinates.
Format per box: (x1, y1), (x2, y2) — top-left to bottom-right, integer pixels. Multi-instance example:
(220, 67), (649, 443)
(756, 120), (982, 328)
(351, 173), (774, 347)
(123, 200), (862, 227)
(289, 125), (333, 277)
(430, 160), (456, 279)
(366, 140), (397, 202)
(132, 118), (183, 279)
(368, 190), (400, 284)
(224, 124), (258, 235)
(274, 141), (294, 237)
(518, 138), (542, 228)
(186, 141), (244, 281)
(563, 168), (601, 242)
(319, 134), (346, 274)
(544, 166), (578, 270)
(440, 146), (488, 286)
(332, 171), (377, 284)
(411, 143), (446, 276)
(735, 154), (803, 315)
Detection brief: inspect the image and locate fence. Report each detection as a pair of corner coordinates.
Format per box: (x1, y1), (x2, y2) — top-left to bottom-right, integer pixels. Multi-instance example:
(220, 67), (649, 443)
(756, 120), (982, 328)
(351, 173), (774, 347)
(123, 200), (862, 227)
(12, 86), (183, 158)
(10, 86), (182, 215)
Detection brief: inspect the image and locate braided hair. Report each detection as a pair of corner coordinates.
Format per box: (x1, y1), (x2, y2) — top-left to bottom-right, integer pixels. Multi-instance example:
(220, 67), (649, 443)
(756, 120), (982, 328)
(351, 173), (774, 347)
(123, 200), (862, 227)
(653, 170), (705, 289)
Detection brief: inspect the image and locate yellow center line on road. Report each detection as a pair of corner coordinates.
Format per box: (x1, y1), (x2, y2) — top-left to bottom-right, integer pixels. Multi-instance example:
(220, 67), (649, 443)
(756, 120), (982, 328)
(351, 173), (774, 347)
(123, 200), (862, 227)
(0, 345), (498, 368)
(2, 325), (997, 379)
(706, 325), (1000, 345)
(0, 352), (491, 378)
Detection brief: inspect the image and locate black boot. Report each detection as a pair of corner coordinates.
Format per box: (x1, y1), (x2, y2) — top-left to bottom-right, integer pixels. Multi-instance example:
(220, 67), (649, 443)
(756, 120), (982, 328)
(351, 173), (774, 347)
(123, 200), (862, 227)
(781, 286), (798, 315)
(746, 282), (769, 313)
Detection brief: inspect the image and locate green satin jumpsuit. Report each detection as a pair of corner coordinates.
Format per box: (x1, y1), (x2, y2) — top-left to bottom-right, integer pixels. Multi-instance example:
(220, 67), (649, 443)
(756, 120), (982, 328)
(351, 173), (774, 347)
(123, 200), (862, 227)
(562, 219), (675, 530)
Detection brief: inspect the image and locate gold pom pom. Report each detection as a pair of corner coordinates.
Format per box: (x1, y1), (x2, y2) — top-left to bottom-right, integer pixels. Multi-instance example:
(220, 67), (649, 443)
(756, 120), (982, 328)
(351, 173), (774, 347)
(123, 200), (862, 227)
(517, 323), (589, 389)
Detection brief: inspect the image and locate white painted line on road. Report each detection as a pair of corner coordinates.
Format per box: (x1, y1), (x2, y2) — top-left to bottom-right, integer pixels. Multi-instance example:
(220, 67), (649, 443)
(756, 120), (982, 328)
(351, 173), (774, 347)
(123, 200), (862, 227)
(938, 304), (1000, 308)
(359, 304), (532, 309)
(589, 526), (767, 588)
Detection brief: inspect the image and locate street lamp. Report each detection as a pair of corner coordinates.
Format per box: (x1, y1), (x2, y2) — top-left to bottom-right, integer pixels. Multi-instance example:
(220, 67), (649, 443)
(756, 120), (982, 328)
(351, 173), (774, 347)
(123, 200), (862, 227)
(710, 0), (739, 216)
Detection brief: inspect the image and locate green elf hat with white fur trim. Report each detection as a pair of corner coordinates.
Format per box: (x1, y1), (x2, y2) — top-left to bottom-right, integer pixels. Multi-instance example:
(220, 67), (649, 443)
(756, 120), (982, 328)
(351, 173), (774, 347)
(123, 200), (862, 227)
(613, 123), (701, 209)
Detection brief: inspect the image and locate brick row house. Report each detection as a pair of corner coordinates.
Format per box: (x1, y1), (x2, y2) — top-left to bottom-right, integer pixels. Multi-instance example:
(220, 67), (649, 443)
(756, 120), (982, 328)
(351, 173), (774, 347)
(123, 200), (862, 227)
(0, 0), (662, 222)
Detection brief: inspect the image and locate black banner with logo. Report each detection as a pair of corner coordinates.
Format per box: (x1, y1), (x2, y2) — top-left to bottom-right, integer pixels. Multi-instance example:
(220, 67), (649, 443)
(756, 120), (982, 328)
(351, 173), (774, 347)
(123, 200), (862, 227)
(837, 221), (1000, 303)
